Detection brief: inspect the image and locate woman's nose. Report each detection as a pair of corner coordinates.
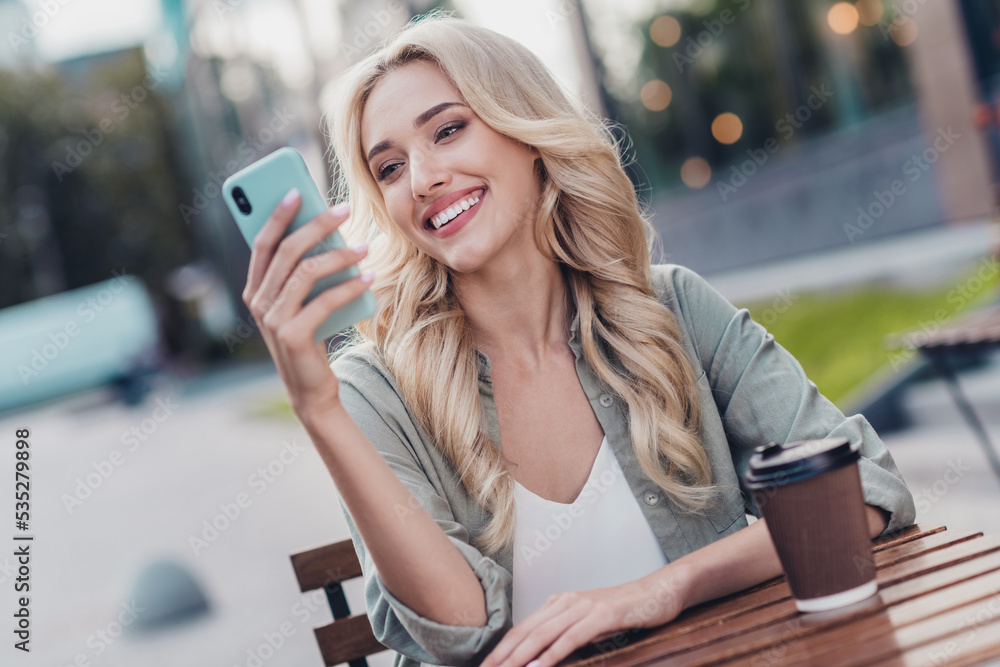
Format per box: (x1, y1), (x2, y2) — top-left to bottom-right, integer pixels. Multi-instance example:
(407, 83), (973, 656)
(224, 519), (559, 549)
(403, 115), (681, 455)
(410, 151), (450, 199)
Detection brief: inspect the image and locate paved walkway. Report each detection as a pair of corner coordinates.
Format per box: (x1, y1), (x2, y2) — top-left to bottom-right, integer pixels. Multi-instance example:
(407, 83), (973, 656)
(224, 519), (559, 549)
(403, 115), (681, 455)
(0, 362), (395, 667)
(703, 219), (999, 304)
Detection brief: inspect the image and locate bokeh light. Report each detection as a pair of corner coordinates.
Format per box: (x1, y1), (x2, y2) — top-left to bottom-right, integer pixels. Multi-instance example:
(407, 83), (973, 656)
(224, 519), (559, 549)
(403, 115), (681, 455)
(891, 17), (918, 45)
(828, 2), (860, 35)
(650, 15), (682, 48)
(680, 157), (712, 189)
(973, 102), (994, 129)
(711, 112), (744, 144)
(641, 79), (673, 111)
(855, 0), (883, 27)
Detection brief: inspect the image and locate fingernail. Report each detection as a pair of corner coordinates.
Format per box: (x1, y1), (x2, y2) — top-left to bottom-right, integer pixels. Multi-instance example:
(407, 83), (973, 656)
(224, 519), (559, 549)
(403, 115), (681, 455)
(331, 201), (351, 216)
(282, 188), (300, 207)
(360, 270), (375, 284)
(526, 661), (542, 667)
(352, 243), (368, 255)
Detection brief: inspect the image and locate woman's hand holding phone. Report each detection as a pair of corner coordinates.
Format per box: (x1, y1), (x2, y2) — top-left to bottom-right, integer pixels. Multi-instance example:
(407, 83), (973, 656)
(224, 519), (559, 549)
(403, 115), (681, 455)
(241, 189), (373, 419)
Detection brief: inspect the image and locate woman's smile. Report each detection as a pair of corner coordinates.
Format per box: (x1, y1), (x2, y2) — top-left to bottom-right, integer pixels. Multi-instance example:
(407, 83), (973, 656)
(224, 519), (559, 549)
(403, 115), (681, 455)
(424, 187), (487, 237)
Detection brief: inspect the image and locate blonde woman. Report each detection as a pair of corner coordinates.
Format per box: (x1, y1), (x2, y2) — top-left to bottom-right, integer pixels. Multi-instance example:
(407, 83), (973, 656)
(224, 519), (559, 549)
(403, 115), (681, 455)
(241, 12), (916, 667)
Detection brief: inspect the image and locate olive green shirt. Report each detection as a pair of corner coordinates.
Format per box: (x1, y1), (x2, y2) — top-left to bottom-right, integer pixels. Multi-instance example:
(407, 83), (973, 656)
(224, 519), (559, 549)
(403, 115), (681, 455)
(330, 263), (916, 667)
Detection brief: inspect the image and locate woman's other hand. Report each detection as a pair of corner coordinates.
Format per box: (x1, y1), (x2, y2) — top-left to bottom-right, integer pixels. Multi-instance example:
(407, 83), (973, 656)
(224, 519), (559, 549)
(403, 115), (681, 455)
(241, 189), (373, 419)
(480, 574), (686, 667)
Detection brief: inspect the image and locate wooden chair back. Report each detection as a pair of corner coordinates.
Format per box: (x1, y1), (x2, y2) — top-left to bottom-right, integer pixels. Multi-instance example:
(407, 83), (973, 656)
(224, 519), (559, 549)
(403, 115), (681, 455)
(290, 538), (389, 667)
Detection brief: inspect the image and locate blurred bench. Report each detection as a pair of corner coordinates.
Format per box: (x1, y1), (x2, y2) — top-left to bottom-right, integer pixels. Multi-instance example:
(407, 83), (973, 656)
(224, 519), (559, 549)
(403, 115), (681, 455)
(886, 302), (1000, 483)
(0, 274), (160, 413)
(289, 538), (389, 667)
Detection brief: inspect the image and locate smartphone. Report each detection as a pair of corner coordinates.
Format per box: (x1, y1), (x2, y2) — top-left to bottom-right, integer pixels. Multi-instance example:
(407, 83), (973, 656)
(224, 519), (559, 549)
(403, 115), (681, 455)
(222, 147), (376, 344)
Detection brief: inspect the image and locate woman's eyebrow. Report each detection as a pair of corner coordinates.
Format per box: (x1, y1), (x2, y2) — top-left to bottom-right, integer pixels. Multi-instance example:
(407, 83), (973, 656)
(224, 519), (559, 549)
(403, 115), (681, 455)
(366, 101), (468, 164)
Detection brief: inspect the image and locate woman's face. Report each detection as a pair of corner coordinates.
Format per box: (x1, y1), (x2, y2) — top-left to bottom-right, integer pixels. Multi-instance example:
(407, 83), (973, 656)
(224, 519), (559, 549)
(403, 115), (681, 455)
(360, 59), (541, 275)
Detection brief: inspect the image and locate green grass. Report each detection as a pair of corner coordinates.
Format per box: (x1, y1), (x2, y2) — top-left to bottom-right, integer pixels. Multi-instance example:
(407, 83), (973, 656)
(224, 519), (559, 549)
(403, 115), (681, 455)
(245, 395), (297, 422)
(738, 259), (1000, 407)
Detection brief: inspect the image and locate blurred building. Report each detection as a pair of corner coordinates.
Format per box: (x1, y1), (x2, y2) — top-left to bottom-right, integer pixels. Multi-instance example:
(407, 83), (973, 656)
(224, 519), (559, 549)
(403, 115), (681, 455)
(3, 0), (1000, 380)
(0, 0), (39, 67)
(583, 0), (1000, 273)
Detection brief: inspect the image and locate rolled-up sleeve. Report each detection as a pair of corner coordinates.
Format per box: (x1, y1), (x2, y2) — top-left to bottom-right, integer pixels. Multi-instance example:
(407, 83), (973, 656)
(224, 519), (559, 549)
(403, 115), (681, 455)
(331, 356), (513, 666)
(666, 265), (917, 535)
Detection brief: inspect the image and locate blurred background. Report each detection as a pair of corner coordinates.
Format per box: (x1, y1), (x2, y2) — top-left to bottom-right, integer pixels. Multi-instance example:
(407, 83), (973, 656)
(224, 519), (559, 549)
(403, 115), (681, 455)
(2, 0), (1000, 665)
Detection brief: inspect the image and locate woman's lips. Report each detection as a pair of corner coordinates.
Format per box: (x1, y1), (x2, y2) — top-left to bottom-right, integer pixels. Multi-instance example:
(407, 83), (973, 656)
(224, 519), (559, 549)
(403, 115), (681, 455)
(425, 188), (486, 238)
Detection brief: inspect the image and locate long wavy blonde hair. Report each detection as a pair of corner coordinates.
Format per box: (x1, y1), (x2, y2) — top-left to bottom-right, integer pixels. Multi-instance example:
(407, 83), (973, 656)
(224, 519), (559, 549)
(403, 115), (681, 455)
(326, 12), (721, 558)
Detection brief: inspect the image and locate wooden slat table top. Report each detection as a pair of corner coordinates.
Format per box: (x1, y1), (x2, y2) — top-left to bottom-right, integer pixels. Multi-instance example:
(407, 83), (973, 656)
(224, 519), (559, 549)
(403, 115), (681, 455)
(560, 525), (1000, 667)
(886, 303), (1000, 351)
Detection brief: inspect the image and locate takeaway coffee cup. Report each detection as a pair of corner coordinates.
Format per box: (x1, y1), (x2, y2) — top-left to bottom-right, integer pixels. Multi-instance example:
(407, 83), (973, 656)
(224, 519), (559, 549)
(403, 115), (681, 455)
(745, 437), (877, 612)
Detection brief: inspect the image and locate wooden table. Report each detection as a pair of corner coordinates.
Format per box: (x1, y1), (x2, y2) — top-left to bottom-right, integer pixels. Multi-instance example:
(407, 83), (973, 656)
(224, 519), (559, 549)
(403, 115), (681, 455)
(562, 525), (1000, 666)
(886, 303), (1000, 483)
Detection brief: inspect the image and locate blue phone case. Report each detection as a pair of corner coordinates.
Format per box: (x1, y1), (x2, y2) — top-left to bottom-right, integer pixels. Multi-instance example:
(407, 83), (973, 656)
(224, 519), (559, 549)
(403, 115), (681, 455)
(222, 147), (376, 344)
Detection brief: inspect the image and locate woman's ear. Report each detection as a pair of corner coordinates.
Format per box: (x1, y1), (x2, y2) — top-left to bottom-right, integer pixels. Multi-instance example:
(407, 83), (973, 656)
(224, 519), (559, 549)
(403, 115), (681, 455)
(533, 155), (547, 187)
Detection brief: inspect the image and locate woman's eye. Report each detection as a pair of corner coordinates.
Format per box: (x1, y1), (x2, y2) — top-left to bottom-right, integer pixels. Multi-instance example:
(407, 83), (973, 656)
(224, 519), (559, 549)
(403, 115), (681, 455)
(436, 121), (465, 142)
(375, 122), (464, 182)
(377, 163), (401, 181)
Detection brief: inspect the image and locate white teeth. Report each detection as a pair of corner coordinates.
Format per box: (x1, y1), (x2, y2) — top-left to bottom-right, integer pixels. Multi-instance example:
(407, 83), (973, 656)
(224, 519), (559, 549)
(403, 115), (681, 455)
(431, 194), (481, 229)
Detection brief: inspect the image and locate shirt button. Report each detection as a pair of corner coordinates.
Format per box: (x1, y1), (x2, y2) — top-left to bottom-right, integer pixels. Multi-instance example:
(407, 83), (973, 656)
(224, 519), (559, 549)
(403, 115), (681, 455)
(599, 394), (614, 407)
(643, 491), (659, 506)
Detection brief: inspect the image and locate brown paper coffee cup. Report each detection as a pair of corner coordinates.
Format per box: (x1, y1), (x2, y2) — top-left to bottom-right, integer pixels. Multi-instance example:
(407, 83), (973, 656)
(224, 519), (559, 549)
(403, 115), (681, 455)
(746, 438), (877, 612)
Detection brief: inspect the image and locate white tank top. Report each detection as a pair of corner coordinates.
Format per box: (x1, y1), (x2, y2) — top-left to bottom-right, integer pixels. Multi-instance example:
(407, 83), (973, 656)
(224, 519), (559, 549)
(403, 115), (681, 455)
(511, 435), (669, 624)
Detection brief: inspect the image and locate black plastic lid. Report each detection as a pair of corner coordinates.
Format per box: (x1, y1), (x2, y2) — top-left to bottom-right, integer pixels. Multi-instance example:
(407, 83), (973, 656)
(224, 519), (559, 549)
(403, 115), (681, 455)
(744, 437), (859, 489)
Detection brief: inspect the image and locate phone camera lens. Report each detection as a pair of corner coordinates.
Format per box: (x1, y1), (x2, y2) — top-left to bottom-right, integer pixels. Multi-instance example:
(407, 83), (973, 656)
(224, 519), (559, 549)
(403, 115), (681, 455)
(232, 187), (252, 215)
